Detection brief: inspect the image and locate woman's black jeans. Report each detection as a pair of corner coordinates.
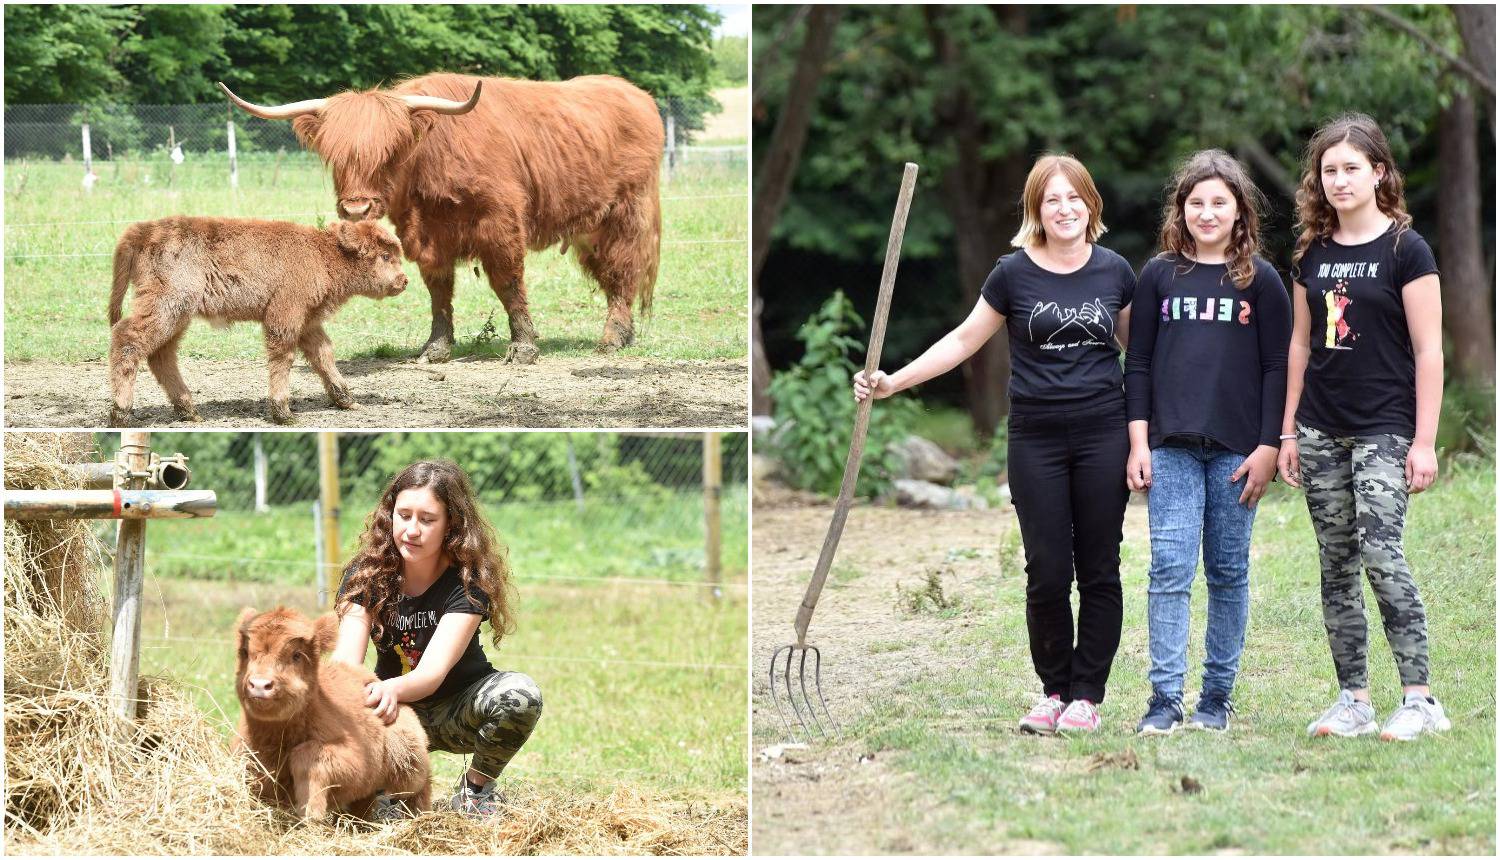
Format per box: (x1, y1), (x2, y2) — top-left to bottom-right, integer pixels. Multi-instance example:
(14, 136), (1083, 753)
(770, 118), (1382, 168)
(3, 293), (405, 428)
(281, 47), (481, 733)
(1006, 395), (1129, 704)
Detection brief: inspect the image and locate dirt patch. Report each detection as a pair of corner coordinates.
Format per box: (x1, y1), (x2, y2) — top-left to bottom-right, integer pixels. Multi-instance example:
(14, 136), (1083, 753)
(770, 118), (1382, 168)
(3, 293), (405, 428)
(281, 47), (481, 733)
(3, 356), (747, 429)
(751, 478), (1149, 855)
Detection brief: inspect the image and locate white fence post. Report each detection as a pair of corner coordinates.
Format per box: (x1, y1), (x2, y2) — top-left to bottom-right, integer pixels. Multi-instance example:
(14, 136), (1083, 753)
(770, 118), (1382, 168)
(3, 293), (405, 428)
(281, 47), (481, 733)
(313, 500), (327, 607)
(566, 437), (585, 512)
(81, 122), (97, 192)
(254, 435), (268, 512)
(109, 431), (149, 719)
(227, 119), (238, 188)
(665, 112), (677, 181)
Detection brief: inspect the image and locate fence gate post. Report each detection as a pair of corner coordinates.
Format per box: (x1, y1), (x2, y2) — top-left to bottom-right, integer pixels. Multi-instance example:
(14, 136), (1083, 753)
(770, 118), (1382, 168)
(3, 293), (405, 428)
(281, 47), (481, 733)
(702, 432), (722, 600)
(254, 435), (269, 512)
(318, 433), (341, 609)
(109, 431), (150, 720)
(665, 112), (677, 181)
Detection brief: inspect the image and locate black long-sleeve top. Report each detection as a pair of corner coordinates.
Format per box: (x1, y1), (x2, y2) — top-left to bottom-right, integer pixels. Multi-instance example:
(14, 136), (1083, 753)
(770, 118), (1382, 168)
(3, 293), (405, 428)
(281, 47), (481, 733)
(1123, 254), (1292, 455)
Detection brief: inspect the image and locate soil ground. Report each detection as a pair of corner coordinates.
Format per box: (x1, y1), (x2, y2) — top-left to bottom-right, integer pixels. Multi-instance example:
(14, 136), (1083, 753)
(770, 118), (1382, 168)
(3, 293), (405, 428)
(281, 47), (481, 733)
(3, 355), (747, 429)
(750, 478), (1149, 855)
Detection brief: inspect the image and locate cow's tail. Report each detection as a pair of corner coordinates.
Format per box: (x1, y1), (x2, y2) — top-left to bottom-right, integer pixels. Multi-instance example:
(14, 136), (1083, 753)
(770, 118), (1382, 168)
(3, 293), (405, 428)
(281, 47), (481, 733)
(110, 224), (145, 325)
(637, 168), (661, 315)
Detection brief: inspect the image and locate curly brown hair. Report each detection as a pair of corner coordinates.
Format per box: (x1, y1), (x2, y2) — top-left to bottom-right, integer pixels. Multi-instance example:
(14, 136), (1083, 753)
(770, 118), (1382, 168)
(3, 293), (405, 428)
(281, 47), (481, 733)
(1157, 149), (1266, 290)
(337, 460), (517, 650)
(1292, 113), (1412, 279)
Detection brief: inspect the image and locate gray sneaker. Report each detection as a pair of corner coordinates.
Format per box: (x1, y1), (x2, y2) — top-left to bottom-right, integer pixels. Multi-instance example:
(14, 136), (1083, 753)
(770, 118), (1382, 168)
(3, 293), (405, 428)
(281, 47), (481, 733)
(1379, 692), (1451, 741)
(450, 779), (504, 817)
(371, 792), (413, 822)
(1307, 690), (1378, 738)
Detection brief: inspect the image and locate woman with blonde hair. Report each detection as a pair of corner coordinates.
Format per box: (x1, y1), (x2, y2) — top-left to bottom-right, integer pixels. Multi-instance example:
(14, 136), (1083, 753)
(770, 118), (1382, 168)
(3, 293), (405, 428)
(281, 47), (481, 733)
(855, 154), (1136, 734)
(1279, 114), (1447, 742)
(333, 459), (542, 815)
(1123, 149), (1290, 734)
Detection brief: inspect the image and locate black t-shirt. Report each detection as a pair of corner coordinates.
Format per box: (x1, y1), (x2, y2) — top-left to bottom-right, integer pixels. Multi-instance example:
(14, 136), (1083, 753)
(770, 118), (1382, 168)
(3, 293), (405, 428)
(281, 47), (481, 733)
(1124, 254), (1292, 455)
(979, 245), (1136, 406)
(1293, 224), (1438, 437)
(338, 564), (494, 703)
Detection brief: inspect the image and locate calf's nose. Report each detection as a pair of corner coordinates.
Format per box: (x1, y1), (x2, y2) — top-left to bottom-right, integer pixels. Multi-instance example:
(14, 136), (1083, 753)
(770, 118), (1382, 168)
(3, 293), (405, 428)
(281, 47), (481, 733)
(246, 677), (275, 697)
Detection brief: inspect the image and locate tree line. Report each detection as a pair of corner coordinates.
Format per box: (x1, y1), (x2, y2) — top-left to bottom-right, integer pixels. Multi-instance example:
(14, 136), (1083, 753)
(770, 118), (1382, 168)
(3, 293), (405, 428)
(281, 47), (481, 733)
(5, 4), (724, 108)
(752, 5), (1495, 435)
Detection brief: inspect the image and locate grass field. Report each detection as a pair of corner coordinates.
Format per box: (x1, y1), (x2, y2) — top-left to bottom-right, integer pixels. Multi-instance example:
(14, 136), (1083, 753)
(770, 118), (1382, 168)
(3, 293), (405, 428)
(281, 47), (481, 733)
(4, 153), (747, 365)
(752, 460), (1495, 854)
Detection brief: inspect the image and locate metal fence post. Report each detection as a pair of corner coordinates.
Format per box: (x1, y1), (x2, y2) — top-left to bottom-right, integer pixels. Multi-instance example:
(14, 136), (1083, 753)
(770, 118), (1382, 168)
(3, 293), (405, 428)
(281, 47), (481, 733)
(703, 432), (722, 600)
(566, 437), (585, 512)
(313, 500), (326, 607)
(81, 122), (96, 192)
(318, 433), (341, 610)
(254, 435), (269, 512)
(109, 431), (149, 719)
(665, 112), (677, 181)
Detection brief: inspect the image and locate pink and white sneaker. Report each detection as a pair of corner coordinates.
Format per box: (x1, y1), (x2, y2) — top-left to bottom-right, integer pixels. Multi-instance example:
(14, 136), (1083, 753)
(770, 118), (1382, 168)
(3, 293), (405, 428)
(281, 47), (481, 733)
(1018, 694), (1066, 735)
(1057, 698), (1101, 734)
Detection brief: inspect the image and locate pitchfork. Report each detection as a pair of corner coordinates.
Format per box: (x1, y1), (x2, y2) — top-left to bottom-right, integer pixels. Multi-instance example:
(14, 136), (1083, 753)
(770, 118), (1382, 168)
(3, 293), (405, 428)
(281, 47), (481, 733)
(769, 163), (919, 745)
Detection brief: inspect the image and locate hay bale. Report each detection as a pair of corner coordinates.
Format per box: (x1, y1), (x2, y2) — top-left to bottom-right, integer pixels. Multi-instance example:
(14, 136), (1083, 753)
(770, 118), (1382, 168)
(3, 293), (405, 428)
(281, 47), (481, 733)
(4, 432), (748, 855)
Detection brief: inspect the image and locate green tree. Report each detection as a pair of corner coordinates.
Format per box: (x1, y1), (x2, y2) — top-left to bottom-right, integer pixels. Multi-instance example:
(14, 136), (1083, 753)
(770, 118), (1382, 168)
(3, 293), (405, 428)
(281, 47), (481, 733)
(3, 5), (135, 102)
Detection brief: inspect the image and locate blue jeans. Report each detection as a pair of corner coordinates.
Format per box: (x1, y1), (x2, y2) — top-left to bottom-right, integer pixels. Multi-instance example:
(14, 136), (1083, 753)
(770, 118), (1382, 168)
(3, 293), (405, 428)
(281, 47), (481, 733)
(1146, 442), (1256, 698)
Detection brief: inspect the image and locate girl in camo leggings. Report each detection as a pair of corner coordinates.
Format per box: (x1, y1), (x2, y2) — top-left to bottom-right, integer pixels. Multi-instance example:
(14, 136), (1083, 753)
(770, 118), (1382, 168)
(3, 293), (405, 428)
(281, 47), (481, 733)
(1279, 114), (1448, 742)
(333, 460), (542, 816)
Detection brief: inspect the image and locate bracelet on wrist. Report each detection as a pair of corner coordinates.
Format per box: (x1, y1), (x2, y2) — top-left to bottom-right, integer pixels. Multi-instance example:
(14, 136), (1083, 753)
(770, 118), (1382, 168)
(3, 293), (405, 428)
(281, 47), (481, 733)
(1278, 433), (1297, 441)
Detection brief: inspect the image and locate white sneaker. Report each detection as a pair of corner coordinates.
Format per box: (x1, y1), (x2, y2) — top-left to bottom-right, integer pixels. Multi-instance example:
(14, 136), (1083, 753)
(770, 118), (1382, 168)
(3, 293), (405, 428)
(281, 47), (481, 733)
(1379, 692), (1452, 742)
(1307, 690), (1378, 738)
(1017, 694), (1066, 735)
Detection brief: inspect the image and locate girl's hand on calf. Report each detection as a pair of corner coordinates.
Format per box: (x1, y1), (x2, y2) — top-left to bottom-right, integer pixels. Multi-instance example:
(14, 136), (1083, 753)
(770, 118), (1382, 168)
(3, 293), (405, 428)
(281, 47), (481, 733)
(364, 679), (401, 725)
(1232, 445), (1279, 508)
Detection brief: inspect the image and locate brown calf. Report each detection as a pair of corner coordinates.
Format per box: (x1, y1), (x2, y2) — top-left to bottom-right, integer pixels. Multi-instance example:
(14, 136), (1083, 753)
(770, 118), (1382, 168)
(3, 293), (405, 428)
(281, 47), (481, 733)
(232, 607), (431, 822)
(108, 216), (408, 425)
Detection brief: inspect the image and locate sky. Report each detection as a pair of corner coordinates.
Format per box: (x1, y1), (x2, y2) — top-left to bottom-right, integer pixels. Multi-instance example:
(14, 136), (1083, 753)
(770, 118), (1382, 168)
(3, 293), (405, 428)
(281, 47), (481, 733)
(711, 4), (749, 38)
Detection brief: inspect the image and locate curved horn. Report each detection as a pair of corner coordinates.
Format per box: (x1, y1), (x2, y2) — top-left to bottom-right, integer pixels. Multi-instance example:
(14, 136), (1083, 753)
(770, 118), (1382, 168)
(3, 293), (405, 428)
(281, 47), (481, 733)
(217, 81), (328, 121)
(399, 81), (482, 115)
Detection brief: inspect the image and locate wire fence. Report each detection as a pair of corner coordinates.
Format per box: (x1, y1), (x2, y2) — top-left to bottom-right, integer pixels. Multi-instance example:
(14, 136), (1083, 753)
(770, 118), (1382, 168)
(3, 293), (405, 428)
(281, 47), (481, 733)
(91, 431), (750, 599)
(3, 99), (747, 180)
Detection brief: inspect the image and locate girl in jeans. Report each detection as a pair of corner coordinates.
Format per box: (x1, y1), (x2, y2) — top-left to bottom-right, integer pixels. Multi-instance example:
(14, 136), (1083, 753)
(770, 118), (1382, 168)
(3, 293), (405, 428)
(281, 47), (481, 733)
(1278, 114), (1448, 741)
(855, 154), (1136, 734)
(1123, 150), (1290, 734)
(334, 460), (543, 816)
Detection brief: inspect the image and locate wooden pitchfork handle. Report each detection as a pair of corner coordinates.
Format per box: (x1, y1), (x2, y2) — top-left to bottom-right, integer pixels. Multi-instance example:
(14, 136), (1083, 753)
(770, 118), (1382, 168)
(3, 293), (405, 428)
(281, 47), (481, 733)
(793, 162), (919, 647)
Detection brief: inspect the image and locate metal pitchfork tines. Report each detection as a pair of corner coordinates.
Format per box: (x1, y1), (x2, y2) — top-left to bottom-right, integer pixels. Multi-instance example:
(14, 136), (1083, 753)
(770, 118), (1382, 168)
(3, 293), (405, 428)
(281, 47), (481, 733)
(768, 162), (919, 745)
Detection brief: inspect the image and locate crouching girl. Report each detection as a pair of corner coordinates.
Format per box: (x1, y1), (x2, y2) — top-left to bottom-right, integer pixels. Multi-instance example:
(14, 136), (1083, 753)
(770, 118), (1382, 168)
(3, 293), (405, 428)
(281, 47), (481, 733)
(334, 460), (542, 817)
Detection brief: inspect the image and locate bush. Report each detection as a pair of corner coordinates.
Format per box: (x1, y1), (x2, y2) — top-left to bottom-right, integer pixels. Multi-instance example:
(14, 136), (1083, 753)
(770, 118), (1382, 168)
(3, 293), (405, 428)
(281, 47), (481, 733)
(768, 291), (918, 498)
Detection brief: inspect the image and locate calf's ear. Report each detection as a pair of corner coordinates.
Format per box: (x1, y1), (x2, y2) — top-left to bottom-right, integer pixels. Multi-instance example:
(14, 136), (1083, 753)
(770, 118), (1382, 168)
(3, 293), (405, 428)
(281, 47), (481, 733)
(236, 606), (258, 635)
(313, 612), (339, 654)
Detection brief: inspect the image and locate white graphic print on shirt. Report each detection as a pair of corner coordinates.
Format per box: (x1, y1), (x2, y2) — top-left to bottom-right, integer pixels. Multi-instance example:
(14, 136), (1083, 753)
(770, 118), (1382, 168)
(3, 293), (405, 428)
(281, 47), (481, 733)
(1029, 298), (1113, 351)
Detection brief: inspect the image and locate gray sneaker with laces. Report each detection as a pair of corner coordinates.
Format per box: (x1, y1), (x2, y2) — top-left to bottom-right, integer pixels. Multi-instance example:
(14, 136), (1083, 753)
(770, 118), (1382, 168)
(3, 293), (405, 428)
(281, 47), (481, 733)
(1307, 690), (1377, 738)
(451, 779), (505, 817)
(1379, 692), (1451, 741)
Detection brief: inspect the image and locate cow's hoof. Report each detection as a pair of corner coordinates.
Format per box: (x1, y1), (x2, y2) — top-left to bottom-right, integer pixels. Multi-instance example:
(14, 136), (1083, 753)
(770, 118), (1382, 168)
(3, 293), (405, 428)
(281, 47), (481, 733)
(504, 342), (540, 365)
(173, 407), (203, 423)
(416, 341), (452, 364)
(269, 406), (296, 426)
(333, 398), (359, 411)
(107, 407), (135, 427)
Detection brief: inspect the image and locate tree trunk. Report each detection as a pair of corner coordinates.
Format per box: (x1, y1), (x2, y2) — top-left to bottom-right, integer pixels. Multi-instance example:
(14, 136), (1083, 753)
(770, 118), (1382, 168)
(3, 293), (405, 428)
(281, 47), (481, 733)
(1450, 4), (1496, 136)
(751, 5), (844, 416)
(1437, 91), (1494, 383)
(926, 6), (1030, 438)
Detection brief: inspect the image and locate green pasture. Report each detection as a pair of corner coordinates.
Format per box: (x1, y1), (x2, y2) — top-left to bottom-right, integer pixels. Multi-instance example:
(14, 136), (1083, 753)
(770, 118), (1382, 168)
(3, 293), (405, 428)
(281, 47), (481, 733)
(4, 155), (747, 364)
(127, 488), (749, 586)
(785, 462), (1495, 854)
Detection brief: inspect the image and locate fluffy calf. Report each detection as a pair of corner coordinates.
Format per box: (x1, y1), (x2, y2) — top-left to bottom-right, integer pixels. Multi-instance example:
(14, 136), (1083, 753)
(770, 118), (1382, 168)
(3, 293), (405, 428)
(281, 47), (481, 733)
(233, 606), (431, 822)
(108, 216), (408, 425)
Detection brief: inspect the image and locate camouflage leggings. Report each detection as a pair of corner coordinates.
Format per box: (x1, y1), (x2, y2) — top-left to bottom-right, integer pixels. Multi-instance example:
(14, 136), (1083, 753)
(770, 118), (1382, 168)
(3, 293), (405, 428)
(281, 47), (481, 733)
(1297, 424), (1429, 688)
(410, 670), (543, 781)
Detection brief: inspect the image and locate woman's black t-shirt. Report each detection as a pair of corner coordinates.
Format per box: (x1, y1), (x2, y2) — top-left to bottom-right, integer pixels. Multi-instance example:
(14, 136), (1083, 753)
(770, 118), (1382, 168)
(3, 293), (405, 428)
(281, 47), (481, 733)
(1123, 254), (1291, 455)
(979, 245), (1137, 407)
(1293, 224), (1438, 437)
(338, 564), (495, 703)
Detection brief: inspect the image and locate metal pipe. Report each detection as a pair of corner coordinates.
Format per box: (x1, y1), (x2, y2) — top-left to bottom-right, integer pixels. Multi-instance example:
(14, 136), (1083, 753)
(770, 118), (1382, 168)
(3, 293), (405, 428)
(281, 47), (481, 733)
(64, 455), (191, 491)
(5, 490), (217, 520)
(66, 462), (116, 489)
(111, 431), (150, 723)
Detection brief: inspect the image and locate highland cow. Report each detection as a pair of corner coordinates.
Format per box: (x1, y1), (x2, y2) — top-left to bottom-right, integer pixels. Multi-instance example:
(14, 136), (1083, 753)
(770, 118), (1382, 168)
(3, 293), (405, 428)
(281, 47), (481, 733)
(219, 72), (663, 364)
(232, 606), (431, 822)
(108, 216), (408, 426)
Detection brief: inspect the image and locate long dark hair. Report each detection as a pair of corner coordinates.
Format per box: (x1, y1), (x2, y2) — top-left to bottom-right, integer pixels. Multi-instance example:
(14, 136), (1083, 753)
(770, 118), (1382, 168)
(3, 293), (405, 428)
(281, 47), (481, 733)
(338, 460), (517, 649)
(1157, 149), (1266, 290)
(1292, 113), (1412, 275)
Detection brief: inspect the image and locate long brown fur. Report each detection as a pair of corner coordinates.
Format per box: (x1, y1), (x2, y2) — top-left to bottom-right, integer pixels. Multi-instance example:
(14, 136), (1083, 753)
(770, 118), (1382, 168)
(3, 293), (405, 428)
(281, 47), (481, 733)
(338, 460), (517, 651)
(280, 72), (664, 362)
(107, 216), (408, 426)
(232, 606), (431, 823)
